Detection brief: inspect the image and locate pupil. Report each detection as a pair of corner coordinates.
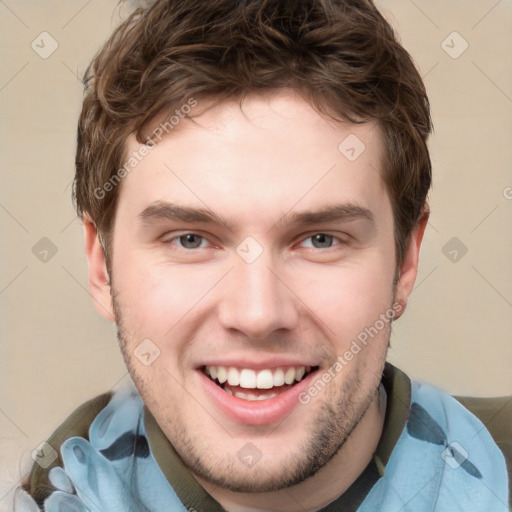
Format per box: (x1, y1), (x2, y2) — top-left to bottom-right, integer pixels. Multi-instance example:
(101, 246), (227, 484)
(180, 234), (202, 249)
(313, 234), (332, 248)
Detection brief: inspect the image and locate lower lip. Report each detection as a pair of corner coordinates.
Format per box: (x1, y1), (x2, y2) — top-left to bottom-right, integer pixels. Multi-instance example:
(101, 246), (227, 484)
(197, 369), (317, 426)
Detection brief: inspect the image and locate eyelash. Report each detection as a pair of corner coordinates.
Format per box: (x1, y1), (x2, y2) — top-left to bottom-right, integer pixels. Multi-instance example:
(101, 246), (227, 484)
(162, 232), (347, 251)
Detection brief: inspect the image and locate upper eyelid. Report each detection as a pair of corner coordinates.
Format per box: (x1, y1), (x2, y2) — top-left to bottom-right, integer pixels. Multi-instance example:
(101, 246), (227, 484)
(161, 231), (215, 243)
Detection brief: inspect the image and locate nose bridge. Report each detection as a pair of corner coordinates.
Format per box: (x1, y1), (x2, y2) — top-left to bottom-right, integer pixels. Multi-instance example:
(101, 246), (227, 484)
(218, 243), (298, 339)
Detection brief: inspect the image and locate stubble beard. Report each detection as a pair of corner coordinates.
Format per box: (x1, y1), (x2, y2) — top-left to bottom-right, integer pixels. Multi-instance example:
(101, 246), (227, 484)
(110, 286), (390, 493)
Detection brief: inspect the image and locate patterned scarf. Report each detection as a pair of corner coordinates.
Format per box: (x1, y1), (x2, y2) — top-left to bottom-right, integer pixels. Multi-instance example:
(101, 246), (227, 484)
(15, 380), (509, 511)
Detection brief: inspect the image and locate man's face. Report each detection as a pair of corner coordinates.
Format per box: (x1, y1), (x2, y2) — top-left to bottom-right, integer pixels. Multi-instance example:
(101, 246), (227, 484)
(101, 91), (408, 492)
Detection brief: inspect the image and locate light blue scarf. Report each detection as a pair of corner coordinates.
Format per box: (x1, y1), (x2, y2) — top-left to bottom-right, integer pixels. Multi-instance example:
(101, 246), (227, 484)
(15, 380), (509, 511)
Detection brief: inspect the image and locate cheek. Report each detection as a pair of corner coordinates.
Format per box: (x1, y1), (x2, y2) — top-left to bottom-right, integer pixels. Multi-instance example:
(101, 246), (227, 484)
(292, 256), (394, 341)
(113, 254), (218, 337)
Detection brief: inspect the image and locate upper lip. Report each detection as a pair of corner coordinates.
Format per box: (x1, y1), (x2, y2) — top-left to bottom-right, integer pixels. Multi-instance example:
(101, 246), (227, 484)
(196, 357), (320, 371)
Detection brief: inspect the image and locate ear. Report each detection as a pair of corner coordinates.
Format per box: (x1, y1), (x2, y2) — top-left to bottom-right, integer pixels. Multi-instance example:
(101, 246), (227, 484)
(393, 208), (429, 320)
(83, 216), (115, 322)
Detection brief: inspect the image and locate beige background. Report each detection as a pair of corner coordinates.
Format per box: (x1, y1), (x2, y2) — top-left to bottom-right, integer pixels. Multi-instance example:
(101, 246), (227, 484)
(1, 0), (511, 509)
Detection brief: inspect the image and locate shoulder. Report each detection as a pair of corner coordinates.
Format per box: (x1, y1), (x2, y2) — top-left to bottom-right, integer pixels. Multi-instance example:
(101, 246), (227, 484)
(454, 394), (512, 443)
(454, 393), (512, 499)
(21, 391), (113, 508)
(408, 380), (511, 508)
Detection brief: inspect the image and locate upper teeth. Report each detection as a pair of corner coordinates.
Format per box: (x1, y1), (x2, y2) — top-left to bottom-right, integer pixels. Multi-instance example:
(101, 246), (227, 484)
(205, 365), (309, 389)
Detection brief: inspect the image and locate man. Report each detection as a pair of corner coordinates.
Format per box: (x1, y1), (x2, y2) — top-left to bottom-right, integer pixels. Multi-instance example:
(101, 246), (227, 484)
(16, 0), (510, 510)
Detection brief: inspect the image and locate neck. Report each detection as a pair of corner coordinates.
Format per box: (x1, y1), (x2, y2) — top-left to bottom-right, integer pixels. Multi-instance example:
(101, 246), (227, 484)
(196, 384), (387, 512)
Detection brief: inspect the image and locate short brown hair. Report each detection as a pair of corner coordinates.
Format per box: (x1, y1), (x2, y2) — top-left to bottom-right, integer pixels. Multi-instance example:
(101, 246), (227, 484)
(73, 0), (432, 273)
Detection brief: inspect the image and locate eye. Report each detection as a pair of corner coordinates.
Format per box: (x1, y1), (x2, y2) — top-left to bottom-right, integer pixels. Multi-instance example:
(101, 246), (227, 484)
(165, 233), (209, 249)
(299, 233), (343, 249)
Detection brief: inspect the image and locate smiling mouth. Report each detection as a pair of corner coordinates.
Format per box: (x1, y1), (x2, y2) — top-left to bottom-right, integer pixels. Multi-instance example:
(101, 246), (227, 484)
(200, 365), (319, 401)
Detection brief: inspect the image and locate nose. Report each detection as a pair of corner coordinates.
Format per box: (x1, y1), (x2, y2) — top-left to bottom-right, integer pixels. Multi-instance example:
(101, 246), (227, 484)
(217, 247), (299, 340)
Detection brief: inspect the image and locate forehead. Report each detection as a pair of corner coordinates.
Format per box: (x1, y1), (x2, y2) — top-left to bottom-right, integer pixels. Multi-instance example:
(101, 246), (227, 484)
(117, 90), (388, 227)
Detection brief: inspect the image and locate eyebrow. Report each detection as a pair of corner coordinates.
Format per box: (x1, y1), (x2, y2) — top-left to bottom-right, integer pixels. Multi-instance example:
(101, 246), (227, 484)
(138, 201), (374, 231)
(139, 202), (235, 231)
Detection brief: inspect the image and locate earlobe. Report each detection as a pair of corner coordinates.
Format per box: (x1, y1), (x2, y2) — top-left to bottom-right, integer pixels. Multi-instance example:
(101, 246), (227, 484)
(393, 208), (429, 320)
(83, 216), (115, 322)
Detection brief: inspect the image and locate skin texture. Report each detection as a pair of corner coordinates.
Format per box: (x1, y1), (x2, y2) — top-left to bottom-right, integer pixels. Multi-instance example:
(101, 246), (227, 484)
(84, 90), (427, 512)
